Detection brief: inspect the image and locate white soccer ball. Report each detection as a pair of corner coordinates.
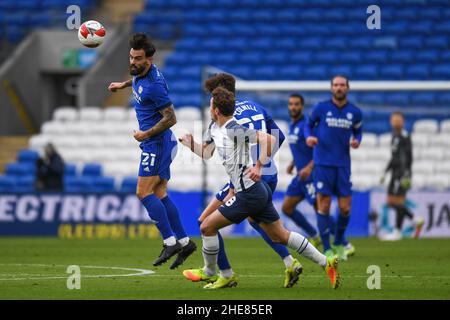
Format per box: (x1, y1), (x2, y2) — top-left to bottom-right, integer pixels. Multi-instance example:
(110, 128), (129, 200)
(78, 20), (106, 48)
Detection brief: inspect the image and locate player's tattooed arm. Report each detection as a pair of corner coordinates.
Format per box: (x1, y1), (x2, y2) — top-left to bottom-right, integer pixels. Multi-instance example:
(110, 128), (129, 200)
(143, 105), (177, 139)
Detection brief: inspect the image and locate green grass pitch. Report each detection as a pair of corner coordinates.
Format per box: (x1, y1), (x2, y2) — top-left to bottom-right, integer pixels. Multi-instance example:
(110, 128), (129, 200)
(0, 237), (449, 299)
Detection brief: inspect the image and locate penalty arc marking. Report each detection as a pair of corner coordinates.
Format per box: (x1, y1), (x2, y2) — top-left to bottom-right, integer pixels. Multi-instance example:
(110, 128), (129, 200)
(0, 263), (154, 281)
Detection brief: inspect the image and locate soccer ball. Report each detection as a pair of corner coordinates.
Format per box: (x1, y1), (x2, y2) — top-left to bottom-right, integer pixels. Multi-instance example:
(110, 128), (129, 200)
(78, 20), (106, 48)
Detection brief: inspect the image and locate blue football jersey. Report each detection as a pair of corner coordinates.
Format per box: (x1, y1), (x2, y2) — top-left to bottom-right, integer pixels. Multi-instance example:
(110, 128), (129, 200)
(132, 64), (173, 141)
(233, 100), (283, 179)
(288, 116), (313, 172)
(305, 100), (363, 167)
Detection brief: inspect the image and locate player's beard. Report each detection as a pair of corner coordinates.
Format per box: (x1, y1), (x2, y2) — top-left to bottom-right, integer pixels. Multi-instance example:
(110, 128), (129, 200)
(130, 64), (146, 76)
(333, 91), (347, 101)
(289, 109), (302, 119)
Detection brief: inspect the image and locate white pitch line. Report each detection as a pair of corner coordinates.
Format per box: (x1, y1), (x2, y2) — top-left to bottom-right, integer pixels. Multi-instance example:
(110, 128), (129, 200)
(0, 263), (154, 281)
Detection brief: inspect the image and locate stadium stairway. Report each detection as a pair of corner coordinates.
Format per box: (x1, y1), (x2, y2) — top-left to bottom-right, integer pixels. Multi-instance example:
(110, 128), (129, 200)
(0, 136), (30, 173)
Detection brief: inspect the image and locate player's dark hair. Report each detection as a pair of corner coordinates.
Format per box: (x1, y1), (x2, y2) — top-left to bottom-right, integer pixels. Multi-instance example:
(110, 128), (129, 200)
(331, 74), (349, 87)
(392, 110), (405, 118)
(211, 87), (235, 116)
(204, 73), (236, 95)
(129, 33), (156, 57)
(289, 93), (304, 105)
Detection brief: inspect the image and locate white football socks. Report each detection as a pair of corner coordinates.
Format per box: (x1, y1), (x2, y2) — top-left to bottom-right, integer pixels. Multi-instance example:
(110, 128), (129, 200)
(178, 237), (190, 247)
(288, 232), (327, 267)
(202, 235), (219, 276)
(283, 255), (294, 268)
(220, 268), (233, 279)
(163, 236), (177, 246)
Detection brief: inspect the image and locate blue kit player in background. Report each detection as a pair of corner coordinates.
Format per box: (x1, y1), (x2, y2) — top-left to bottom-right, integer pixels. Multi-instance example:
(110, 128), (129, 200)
(305, 75), (362, 261)
(283, 94), (321, 247)
(181, 73), (303, 289)
(108, 33), (196, 269)
(286, 93), (355, 257)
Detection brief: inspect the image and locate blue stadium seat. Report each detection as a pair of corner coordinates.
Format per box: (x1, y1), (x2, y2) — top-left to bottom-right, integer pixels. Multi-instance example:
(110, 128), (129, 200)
(17, 149), (39, 164)
(304, 65), (328, 80)
(120, 177), (138, 193)
(171, 94), (202, 107)
(64, 176), (93, 193)
(437, 92), (450, 106)
(208, 23), (233, 36)
(251, 38), (272, 50)
(289, 52), (312, 63)
(200, 39), (223, 51)
(5, 163), (35, 176)
(225, 38), (247, 50)
(230, 66), (252, 79)
(411, 93), (436, 106)
(254, 66), (278, 80)
(251, 10), (275, 22)
(232, 23), (257, 37)
(16, 0), (40, 10)
(314, 52), (337, 64)
(299, 9), (322, 22)
(212, 53), (237, 65)
(409, 21), (433, 35)
(406, 64), (430, 80)
(365, 51), (388, 63)
(170, 81), (199, 93)
(349, 37), (372, 49)
(323, 9), (346, 22)
(265, 52), (288, 64)
(299, 38), (322, 50)
(416, 50), (440, 63)
(339, 52), (362, 64)
(426, 36), (448, 49)
(205, 10), (229, 22)
(81, 163), (102, 177)
(279, 65), (302, 80)
(400, 37), (423, 49)
(390, 50), (414, 63)
(178, 66), (202, 79)
(91, 177), (115, 193)
(385, 93), (409, 106)
(395, 7), (417, 20)
(431, 64), (450, 80)
(358, 93), (385, 106)
(355, 65), (378, 80)
(65, 164), (77, 177)
(16, 175), (35, 193)
(0, 176), (17, 193)
(330, 66), (352, 78)
(277, 38), (296, 50)
(190, 52), (213, 64)
(229, 9), (252, 21)
(420, 8), (441, 20)
(275, 9), (297, 22)
(380, 65), (404, 79)
(323, 37), (347, 49)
